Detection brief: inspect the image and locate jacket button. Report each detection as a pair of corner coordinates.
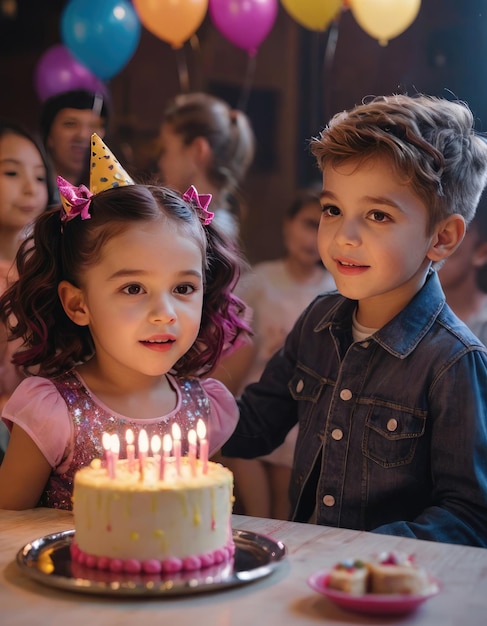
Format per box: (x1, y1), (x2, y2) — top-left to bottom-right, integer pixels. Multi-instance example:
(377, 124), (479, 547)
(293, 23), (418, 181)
(323, 495), (335, 507)
(387, 418), (398, 432)
(296, 379), (304, 393)
(339, 389), (352, 401)
(331, 428), (343, 440)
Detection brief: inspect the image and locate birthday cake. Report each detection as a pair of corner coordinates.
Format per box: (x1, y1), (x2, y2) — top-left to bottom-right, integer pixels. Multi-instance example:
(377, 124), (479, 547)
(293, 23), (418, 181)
(71, 455), (235, 574)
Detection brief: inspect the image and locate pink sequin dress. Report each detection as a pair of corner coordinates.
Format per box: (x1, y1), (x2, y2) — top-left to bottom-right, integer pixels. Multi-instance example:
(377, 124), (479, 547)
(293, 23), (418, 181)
(2, 370), (238, 509)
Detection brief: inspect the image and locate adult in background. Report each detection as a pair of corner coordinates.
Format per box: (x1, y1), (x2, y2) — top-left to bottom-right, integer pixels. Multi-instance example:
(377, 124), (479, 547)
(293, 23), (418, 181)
(40, 89), (110, 188)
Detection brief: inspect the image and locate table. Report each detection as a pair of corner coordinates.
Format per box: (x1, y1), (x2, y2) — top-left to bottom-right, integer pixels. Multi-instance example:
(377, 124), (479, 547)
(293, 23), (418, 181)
(1, 508), (486, 625)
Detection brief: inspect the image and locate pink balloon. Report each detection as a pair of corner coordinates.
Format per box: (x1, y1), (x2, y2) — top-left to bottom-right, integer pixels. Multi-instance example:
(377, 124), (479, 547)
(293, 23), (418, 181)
(34, 44), (107, 102)
(209, 0), (278, 56)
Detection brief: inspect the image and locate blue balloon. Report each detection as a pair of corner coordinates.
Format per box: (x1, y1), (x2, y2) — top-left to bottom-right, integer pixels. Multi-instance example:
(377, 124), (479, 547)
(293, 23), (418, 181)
(61, 0), (141, 80)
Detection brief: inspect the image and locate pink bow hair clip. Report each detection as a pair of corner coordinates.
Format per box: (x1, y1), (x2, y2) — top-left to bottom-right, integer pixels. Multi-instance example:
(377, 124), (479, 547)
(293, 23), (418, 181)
(57, 176), (93, 223)
(183, 185), (214, 226)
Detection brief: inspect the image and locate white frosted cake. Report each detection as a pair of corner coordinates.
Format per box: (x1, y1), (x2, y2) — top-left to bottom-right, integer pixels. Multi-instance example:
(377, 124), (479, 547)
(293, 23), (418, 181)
(71, 457), (235, 574)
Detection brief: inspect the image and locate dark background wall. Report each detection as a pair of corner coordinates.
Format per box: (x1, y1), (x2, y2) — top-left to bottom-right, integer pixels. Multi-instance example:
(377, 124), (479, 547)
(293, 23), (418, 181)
(1, 1), (487, 263)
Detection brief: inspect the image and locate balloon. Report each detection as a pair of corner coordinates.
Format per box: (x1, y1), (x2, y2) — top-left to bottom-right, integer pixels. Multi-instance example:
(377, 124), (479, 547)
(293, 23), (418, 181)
(61, 0), (141, 80)
(209, 0), (278, 56)
(34, 44), (107, 102)
(281, 0), (342, 32)
(133, 0), (208, 49)
(349, 0), (421, 46)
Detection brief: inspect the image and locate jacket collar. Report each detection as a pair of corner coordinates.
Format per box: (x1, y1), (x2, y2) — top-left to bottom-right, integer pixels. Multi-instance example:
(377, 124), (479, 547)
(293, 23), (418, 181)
(315, 271), (446, 358)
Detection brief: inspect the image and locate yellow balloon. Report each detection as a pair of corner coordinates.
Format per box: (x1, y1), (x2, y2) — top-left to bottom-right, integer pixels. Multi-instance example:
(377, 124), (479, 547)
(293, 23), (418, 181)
(281, 0), (343, 32)
(133, 0), (208, 49)
(349, 0), (421, 46)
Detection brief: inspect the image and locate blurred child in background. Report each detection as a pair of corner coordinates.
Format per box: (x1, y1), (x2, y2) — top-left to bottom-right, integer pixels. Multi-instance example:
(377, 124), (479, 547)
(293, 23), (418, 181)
(220, 187), (336, 519)
(0, 120), (55, 461)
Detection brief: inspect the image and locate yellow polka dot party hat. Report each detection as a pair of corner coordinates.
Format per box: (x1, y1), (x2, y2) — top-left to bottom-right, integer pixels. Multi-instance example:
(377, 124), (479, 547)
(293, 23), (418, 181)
(89, 132), (134, 194)
(57, 133), (134, 223)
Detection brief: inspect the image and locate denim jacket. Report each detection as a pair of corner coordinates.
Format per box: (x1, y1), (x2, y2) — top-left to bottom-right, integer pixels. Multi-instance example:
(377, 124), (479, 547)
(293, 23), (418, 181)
(223, 271), (487, 547)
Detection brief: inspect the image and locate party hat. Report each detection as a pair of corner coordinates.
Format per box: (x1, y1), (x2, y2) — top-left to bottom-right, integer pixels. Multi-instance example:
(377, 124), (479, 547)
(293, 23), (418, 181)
(89, 132), (134, 195)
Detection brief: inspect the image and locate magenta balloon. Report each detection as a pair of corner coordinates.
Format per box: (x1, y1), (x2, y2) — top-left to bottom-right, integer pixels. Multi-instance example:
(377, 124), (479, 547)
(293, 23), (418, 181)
(34, 44), (107, 102)
(209, 0), (278, 56)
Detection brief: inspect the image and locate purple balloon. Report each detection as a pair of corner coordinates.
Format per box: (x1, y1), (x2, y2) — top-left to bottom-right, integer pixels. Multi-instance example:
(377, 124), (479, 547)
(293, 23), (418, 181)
(209, 0), (278, 56)
(34, 44), (107, 102)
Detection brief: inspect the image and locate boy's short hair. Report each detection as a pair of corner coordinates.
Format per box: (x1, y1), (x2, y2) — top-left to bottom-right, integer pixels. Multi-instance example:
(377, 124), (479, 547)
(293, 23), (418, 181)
(310, 94), (487, 232)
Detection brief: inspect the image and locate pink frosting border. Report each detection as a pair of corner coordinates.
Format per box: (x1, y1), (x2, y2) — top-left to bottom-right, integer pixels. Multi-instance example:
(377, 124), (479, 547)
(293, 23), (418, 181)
(70, 539), (236, 574)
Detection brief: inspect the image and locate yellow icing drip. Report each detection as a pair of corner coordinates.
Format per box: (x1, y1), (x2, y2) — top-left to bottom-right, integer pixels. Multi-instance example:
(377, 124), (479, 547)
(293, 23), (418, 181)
(193, 505), (201, 526)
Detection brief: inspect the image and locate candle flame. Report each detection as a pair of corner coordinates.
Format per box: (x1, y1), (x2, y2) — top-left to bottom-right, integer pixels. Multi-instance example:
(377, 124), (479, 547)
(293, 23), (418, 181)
(102, 432), (111, 451)
(138, 429), (149, 454)
(163, 433), (172, 453)
(172, 422), (181, 440)
(196, 419), (206, 440)
(188, 429), (197, 445)
(151, 434), (161, 454)
(125, 428), (134, 445)
(110, 433), (120, 454)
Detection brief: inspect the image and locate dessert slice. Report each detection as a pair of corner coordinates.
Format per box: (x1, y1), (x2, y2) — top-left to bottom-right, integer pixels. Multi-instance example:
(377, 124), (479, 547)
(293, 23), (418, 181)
(368, 551), (430, 595)
(328, 559), (369, 594)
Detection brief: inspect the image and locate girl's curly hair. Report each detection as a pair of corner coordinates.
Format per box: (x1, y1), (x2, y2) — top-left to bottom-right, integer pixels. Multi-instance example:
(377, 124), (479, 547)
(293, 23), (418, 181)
(0, 184), (251, 377)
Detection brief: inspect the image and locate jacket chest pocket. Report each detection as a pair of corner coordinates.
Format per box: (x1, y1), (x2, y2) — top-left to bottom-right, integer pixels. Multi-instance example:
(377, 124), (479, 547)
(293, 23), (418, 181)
(362, 402), (427, 468)
(288, 366), (327, 403)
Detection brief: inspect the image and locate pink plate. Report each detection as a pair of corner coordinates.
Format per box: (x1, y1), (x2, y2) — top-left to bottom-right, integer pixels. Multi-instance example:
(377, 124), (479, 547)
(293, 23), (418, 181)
(307, 570), (441, 615)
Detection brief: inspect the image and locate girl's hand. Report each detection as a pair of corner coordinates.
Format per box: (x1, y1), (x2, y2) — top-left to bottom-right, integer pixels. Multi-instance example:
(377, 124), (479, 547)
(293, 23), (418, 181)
(0, 423), (52, 510)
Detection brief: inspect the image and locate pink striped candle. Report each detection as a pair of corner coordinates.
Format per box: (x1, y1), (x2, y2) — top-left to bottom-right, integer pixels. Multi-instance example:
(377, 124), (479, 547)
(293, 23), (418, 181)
(172, 423), (181, 476)
(125, 428), (135, 472)
(161, 433), (172, 480)
(196, 419), (208, 475)
(138, 429), (149, 481)
(188, 429), (197, 477)
(102, 432), (114, 479)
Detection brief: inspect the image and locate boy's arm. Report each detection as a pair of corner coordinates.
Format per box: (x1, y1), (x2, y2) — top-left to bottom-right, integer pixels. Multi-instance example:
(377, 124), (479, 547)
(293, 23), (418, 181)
(372, 348), (487, 547)
(222, 340), (299, 460)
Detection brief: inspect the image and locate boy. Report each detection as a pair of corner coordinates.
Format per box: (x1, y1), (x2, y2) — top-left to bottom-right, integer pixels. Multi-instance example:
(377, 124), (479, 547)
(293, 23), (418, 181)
(222, 94), (487, 547)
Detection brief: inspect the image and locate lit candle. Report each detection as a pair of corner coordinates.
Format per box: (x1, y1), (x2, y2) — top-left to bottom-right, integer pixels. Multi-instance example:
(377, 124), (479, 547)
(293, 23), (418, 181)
(172, 423), (181, 476)
(151, 434), (161, 482)
(110, 434), (120, 479)
(162, 433), (172, 480)
(102, 432), (114, 479)
(188, 429), (197, 477)
(126, 428), (135, 472)
(138, 429), (149, 481)
(196, 419), (208, 474)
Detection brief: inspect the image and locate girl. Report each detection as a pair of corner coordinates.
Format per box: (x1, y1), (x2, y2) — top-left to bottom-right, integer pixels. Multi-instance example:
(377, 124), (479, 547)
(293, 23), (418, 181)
(0, 120), (55, 457)
(158, 91), (255, 243)
(0, 134), (249, 510)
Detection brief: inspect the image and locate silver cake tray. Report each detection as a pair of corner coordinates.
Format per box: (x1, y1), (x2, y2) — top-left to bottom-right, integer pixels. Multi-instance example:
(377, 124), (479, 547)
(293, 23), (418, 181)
(16, 528), (286, 597)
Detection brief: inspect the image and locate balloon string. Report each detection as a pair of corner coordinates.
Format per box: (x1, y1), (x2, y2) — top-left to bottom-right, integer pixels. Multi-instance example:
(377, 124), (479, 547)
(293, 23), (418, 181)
(237, 54), (257, 112)
(323, 17), (341, 122)
(175, 46), (190, 93)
